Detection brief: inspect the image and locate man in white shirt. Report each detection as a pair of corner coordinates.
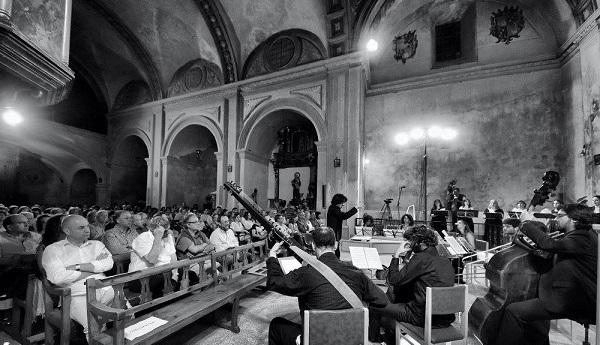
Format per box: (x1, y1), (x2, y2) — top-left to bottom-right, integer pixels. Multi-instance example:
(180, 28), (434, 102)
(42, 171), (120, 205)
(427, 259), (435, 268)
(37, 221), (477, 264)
(42, 215), (114, 339)
(209, 215), (239, 267)
(592, 195), (600, 214)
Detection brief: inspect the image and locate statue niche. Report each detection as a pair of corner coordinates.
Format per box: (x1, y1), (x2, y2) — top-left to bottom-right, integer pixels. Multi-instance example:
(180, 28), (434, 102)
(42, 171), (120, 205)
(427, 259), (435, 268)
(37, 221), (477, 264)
(271, 126), (317, 210)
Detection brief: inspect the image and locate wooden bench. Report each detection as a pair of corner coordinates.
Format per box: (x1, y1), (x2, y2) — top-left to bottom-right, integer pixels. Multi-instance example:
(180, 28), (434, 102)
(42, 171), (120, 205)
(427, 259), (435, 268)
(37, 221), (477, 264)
(86, 240), (268, 345)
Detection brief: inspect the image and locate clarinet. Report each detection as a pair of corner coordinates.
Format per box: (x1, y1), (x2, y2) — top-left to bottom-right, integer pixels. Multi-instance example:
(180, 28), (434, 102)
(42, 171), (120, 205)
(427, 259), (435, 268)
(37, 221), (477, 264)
(223, 181), (304, 249)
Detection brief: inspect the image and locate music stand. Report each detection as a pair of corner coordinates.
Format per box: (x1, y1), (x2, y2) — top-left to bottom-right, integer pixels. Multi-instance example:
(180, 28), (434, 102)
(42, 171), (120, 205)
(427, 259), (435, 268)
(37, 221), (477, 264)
(508, 211), (521, 219)
(483, 212), (503, 220)
(432, 210), (449, 218)
(457, 210), (478, 218)
(532, 213), (555, 219)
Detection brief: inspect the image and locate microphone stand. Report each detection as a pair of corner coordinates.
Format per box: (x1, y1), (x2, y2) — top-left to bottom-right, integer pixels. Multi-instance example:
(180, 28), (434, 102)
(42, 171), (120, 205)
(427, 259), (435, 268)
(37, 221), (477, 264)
(397, 186), (405, 219)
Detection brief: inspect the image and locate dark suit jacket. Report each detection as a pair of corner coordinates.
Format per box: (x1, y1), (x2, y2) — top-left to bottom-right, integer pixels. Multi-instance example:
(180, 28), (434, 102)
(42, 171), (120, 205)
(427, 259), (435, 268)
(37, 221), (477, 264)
(522, 224), (598, 319)
(266, 252), (388, 314)
(326, 205), (358, 240)
(387, 247), (456, 325)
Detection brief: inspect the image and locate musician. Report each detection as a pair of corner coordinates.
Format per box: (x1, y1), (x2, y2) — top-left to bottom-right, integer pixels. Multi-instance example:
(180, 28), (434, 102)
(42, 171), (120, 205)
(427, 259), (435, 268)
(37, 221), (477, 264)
(454, 219), (475, 249)
(266, 227), (388, 345)
(511, 200), (527, 213)
(502, 218), (520, 243)
(493, 204), (597, 345)
(551, 199), (563, 215)
(370, 225), (456, 343)
(483, 200), (504, 247)
(592, 195), (600, 213)
(430, 199), (447, 236)
(326, 194), (358, 258)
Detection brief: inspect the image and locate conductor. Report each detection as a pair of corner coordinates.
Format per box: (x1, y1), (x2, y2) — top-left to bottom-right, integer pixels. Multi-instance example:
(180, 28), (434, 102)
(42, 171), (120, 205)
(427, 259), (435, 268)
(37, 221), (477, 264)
(326, 193), (358, 257)
(492, 203), (597, 345)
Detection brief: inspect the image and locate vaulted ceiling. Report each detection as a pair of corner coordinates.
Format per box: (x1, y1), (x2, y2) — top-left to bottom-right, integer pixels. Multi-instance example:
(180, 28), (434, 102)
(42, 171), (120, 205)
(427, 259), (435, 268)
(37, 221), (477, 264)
(61, 0), (589, 114)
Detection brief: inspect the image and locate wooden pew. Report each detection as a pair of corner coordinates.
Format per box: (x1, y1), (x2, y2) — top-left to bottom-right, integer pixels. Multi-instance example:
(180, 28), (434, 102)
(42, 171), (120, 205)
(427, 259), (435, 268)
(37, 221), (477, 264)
(86, 240), (268, 345)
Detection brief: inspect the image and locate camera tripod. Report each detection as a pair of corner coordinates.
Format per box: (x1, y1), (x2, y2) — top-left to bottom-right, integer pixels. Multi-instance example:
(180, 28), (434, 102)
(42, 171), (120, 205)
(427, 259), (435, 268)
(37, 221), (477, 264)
(381, 200), (393, 220)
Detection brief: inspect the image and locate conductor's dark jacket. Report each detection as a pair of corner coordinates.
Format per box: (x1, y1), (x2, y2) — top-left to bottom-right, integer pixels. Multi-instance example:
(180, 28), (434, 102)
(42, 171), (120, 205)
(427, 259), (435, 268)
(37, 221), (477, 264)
(266, 252), (388, 314)
(327, 205), (358, 240)
(522, 223), (598, 319)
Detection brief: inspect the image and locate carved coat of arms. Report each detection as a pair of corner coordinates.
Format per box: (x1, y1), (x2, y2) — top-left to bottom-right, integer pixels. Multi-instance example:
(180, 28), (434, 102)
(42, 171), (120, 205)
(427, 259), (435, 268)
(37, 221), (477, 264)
(490, 6), (525, 44)
(393, 30), (418, 64)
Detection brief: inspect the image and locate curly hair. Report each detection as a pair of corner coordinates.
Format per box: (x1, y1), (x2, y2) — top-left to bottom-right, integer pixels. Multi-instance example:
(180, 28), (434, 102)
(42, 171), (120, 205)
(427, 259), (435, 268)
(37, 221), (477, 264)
(330, 194), (347, 206)
(403, 225), (438, 248)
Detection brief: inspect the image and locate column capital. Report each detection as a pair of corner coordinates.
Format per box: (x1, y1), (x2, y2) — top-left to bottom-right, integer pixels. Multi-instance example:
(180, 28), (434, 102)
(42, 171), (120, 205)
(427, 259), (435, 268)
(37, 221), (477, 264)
(314, 141), (328, 153)
(214, 151), (224, 161)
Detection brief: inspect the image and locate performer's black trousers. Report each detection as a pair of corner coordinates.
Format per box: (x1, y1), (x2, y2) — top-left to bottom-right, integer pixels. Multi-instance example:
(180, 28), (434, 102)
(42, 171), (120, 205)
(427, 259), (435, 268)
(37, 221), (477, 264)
(494, 298), (552, 345)
(268, 317), (302, 345)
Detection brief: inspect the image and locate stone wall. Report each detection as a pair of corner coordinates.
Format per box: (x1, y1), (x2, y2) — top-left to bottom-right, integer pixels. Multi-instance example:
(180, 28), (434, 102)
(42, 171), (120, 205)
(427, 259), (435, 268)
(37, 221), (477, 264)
(364, 68), (564, 214)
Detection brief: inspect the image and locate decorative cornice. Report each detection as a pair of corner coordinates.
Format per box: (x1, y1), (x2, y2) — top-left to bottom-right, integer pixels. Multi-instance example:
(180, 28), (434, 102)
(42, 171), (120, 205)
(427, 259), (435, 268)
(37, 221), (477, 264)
(368, 57), (560, 96)
(559, 9), (600, 59)
(243, 95), (271, 120)
(236, 149), (270, 164)
(85, 0), (163, 100)
(195, 0), (239, 83)
(0, 22), (74, 105)
(290, 85), (323, 109)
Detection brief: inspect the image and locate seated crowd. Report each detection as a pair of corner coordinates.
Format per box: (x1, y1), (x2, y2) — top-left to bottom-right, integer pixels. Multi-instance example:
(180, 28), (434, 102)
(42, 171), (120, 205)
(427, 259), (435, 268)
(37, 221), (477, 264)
(0, 201), (323, 343)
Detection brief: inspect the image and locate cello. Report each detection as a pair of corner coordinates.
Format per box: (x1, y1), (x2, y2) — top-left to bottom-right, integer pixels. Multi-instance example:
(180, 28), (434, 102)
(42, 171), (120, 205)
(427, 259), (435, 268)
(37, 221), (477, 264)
(468, 171), (560, 344)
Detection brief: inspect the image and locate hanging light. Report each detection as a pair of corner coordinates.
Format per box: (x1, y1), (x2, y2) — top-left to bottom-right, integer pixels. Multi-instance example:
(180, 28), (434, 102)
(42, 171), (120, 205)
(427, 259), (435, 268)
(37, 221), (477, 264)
(366, 38), (379, 52)
(2, 108), (23, 126)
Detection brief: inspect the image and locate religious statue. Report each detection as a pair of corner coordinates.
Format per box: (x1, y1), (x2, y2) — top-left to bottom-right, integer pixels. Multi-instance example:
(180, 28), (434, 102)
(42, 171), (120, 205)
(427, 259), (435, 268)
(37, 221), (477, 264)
(291, 172), (301, 200)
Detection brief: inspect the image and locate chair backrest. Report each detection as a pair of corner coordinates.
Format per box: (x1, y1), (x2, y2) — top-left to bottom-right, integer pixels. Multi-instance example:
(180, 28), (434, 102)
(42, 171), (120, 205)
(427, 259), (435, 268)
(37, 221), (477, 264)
(303, 307), (367, 345)
(424, 285), (468, 344)
(474, 239), (489, 251)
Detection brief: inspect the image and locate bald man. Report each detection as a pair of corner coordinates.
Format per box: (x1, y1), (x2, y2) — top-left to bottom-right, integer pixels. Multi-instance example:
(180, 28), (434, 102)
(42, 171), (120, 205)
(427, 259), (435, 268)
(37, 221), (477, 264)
(42, 215), (115, 339)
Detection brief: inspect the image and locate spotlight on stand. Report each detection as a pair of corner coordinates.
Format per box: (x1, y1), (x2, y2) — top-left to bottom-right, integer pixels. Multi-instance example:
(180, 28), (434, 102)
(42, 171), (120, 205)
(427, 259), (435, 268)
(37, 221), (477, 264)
(2, 108), (23, 126)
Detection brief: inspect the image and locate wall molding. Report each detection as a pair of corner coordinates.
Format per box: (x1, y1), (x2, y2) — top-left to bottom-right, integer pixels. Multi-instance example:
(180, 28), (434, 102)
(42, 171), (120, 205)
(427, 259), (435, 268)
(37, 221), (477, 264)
(559, 9), (600, 61)
(367, 56), (560, 96)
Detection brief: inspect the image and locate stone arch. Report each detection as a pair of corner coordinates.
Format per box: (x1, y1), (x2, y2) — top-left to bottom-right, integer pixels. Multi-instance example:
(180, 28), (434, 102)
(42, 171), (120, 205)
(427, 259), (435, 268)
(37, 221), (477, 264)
(112, 129), (152, 160)
(70, 169), (98, 205)
(113, 80), (152, 110)
(162, 116), (224, 157)
(242, 29), (327, 79)
(238, 97), (326, 150)
(110, 134), (149, 205)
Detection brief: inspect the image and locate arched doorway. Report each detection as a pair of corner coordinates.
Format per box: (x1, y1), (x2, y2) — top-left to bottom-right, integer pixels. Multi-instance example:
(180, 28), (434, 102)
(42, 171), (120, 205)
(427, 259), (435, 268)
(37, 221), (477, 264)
(166, 125), (218, 208)
(242, 109), (318, 210)
(111, 136), (148, 205)
(70, 169), (97, 206)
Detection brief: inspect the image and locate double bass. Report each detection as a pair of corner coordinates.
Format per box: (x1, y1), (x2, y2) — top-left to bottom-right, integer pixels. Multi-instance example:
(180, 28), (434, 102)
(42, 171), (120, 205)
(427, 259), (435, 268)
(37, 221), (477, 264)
(468, 171), (560, 344)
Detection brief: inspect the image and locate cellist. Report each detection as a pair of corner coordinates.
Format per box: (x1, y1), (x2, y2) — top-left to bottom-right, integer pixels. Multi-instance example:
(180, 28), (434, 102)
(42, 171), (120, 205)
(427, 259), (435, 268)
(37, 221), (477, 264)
(492, 203), (597, 345)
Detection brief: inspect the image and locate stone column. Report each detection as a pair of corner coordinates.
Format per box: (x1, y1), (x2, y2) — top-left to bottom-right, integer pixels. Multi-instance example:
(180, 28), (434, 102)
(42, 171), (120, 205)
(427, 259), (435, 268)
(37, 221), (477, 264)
(215, 152), (224, 207)
(0, 0), (12, 21)
(315, 141), (328, 211)
(236, 149), (270, 208)
(95, 183), (110, 207)
(159, 156), (175, 207)
(144, 158), (152, 206)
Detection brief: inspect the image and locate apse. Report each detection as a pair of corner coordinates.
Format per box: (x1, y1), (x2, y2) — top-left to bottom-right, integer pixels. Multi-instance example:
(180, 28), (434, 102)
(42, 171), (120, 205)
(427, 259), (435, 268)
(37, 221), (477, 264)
(110, 136), (149, 205)
(166, 125), (218, 207)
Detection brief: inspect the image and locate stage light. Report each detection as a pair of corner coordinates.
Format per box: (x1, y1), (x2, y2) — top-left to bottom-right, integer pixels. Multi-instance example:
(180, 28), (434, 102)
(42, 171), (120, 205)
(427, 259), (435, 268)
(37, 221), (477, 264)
(366, 39), (379, 52)
(394, 132), (409, 145)
(2, 108), (23, 126)
(441, 128), (457, 140)
(409, 128), (425, 140)
(427, 126), (442, 138)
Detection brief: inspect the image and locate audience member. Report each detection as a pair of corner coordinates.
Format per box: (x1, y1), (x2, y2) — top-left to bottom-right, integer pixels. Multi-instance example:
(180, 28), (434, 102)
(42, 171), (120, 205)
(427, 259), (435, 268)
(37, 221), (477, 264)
(128, 215), (178, 298)
(35, 214), (50, 235)
(42, 215), (114, 340)
(176, 213), (216, 278)
(103, 210), (138, 254)
(132, 213), (147, 234)
(89, 209), (110, 240)
(209, 216), (239, 268)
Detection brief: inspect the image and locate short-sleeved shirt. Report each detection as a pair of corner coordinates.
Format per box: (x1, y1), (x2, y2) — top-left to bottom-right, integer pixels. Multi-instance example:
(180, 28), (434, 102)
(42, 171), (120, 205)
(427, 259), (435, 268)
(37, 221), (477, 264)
(129, 231), (176, 273)
(209, 228), (239, 252)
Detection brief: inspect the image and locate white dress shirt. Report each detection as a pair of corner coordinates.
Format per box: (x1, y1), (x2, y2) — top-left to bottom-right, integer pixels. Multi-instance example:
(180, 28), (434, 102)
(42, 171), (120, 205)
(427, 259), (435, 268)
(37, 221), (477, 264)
(42, 239), (114, 296)
(209, 228), (239, 252)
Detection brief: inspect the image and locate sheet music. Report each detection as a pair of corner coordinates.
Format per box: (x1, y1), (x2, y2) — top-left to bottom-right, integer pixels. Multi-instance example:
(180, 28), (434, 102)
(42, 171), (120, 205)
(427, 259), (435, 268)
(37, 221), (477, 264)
(349, 247), (383, 270)
(278, 257), (302, 274)
(124, 316), (168, 340)
(445, 236), (468, 255)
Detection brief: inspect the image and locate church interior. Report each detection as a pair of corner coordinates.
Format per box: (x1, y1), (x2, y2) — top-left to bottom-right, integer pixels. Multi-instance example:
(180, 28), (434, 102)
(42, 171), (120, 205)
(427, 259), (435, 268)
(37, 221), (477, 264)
(1, 0), (600, 344)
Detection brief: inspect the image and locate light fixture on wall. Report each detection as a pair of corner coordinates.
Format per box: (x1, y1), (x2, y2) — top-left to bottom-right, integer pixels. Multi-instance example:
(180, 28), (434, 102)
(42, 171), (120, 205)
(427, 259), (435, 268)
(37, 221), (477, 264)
(333, 157), (341, 168)
(580, 144), (590, 157)
(227, 164), (233, 172)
